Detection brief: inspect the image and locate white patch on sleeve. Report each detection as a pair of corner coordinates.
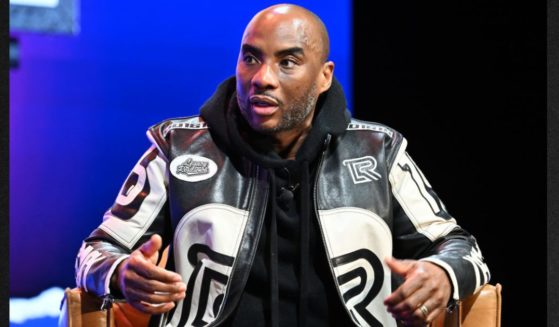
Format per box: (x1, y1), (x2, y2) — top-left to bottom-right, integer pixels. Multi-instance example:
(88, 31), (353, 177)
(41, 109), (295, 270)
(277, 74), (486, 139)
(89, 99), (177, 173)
(100, 147), (168, 249)
(389, 139), (458, 240)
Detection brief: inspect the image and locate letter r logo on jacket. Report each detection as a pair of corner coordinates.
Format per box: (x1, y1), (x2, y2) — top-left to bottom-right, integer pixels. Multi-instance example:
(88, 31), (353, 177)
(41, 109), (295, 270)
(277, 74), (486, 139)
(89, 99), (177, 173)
(343, 156), (382, 184)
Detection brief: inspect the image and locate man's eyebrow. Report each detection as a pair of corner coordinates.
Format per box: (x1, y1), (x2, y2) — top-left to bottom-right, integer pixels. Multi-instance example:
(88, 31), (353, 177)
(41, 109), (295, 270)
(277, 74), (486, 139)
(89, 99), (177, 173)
(241, 44), (262, 56)
(241, 44), (304, 58)
(275, 47), (304, 58)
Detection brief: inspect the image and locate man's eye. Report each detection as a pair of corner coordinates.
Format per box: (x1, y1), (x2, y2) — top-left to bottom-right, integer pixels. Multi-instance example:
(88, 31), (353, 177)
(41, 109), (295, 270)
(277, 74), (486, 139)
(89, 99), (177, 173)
(280, 59), (297, 69)
(243, 55), (257, 64)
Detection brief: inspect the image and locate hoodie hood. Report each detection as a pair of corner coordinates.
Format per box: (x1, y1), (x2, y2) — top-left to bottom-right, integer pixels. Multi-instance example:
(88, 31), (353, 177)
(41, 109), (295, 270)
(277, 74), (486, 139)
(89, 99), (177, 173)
(200, 76), (351, 166)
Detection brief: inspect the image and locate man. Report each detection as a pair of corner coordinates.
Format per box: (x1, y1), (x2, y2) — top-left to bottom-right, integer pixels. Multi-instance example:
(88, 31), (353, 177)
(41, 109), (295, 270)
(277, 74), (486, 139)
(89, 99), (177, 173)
(75, 4), (490, 327)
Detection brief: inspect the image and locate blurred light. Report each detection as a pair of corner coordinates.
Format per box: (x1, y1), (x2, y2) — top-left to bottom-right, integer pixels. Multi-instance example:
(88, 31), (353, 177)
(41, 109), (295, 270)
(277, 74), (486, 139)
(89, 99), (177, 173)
(10, 0), (59, 8)
(10, 287), (64, 324)
(10, 0), (79, 34)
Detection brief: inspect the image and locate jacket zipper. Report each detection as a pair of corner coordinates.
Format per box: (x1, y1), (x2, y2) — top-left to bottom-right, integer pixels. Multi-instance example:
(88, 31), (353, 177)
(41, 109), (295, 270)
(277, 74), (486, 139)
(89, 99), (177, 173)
(313, 134), (360, 326)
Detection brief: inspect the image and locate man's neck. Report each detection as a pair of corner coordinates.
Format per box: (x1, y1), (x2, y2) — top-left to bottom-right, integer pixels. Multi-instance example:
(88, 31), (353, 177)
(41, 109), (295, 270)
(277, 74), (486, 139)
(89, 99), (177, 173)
(272, 127), (311, 160)
(237, 108), (317, 161)
(271, 112), (315, 160)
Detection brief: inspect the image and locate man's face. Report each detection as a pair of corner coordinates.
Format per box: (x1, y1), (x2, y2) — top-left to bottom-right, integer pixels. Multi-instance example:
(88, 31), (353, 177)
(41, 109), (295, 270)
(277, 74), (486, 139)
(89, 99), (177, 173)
(236, 13), (326, 135)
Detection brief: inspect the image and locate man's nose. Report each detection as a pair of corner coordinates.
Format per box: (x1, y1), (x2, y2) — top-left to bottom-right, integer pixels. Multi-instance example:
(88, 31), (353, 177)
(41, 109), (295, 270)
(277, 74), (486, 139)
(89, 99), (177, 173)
(252, 64), (279, 90)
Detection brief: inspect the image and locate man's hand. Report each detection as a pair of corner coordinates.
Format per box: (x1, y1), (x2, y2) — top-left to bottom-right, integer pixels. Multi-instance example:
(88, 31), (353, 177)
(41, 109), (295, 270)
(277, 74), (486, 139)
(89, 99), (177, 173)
(384, 257), (451, 326)
(113, 234), (186, 314)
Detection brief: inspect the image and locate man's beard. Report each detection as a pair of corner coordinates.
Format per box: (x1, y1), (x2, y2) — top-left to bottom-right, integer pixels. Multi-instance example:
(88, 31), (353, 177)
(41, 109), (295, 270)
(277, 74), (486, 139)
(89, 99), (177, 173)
(273, 84), (318, 133)
(238, 84), (318, 135)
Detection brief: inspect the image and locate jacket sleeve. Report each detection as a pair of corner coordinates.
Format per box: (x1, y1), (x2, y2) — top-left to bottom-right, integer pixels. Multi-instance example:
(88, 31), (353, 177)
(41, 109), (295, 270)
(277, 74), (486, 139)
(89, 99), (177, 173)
(387, 137), (490, 302)
(75, 129), (172, 297)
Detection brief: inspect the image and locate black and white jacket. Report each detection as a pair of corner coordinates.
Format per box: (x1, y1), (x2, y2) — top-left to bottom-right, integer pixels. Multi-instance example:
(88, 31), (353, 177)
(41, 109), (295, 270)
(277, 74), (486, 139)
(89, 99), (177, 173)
(76, 80), (490, 327)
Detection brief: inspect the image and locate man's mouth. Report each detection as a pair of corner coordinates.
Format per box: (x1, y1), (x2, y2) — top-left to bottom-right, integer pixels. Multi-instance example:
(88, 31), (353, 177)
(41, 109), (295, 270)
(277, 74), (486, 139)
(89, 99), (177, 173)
(249, 95), (279, 116)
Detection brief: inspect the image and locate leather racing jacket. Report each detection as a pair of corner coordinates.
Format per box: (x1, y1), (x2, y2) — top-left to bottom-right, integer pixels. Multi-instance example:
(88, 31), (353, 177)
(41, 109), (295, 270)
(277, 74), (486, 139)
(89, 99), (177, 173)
(75, 113), (490, 327)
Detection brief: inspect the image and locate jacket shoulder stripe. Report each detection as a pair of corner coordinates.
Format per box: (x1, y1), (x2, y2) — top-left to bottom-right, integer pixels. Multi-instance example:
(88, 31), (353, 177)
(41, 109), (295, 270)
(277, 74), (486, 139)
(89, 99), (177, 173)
(162, 116), (208, 137)
(347, 120), (394, 138)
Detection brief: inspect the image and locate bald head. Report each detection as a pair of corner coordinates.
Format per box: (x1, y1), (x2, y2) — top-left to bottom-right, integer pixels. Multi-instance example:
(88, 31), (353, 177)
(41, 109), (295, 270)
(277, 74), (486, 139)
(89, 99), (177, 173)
(235, 4), (335, 138)
(244, 4), (330, 62)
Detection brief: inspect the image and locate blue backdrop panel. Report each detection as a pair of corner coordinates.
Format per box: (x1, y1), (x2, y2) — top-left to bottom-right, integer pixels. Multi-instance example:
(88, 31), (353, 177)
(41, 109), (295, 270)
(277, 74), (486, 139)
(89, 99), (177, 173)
(10, 1), (351, 296)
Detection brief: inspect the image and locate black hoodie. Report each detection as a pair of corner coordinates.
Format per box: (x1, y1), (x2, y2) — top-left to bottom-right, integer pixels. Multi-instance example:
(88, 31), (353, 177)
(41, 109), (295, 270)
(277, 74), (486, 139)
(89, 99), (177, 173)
(200, 77), (354, 327)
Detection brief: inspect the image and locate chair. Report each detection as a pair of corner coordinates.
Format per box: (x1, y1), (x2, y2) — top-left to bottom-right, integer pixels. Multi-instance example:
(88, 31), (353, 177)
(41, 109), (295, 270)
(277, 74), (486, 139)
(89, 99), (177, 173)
(59, 246), (170, 327)
(58, 288), (150, 327)
(431, 283), (502, 327)
(59, 283), (502, 327)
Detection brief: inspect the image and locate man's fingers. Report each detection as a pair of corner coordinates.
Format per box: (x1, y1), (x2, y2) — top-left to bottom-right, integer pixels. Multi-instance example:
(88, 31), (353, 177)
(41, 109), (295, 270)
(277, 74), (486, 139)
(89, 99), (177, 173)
(119, 267), (186, 315)
(384, 275), (423, 307)
(394, 302), (440, 327)
(139, 234), (163, 261)
(116, 236), (186, 315)
(384, 260), (452, 325)
(120, 259), (184, 291)
(131, 279), (186, 296)
(425, 305), (444, 324)
(385, 278), (429, 314)
(411, 301), (442, 325)
(126, 270), (186, 295)
(385, 257), (413, 276)
(118, 244), (186, 312)
(132, 262), (183, 283)
(126, 240), (182, 284)
(125, 286), (185, 305)
(130, 300), (176, 314)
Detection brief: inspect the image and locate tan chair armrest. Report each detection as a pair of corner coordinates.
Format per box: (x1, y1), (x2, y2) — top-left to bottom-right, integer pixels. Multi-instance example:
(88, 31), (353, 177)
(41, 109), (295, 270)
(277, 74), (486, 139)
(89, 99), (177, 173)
(58, 287), (114, 327)
(58, 287), (152, 327)
(430, 283), (502, 327)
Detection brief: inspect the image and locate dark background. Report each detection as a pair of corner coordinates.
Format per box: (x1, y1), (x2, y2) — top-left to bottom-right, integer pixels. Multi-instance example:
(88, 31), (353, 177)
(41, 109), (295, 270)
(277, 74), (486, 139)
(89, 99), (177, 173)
(548, 0), (558, 325)
(353, 1), (546, 326)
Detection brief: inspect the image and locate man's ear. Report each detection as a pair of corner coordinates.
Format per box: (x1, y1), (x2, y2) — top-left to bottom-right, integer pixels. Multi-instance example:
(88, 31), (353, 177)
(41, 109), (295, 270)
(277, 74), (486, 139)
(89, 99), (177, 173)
(317, 61), (334, 93)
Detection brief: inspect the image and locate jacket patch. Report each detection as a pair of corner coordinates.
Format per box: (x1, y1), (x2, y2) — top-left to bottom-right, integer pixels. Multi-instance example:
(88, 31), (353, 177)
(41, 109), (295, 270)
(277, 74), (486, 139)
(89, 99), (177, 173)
(170, 155), (218, 182)
(343, 156), (382, 184)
